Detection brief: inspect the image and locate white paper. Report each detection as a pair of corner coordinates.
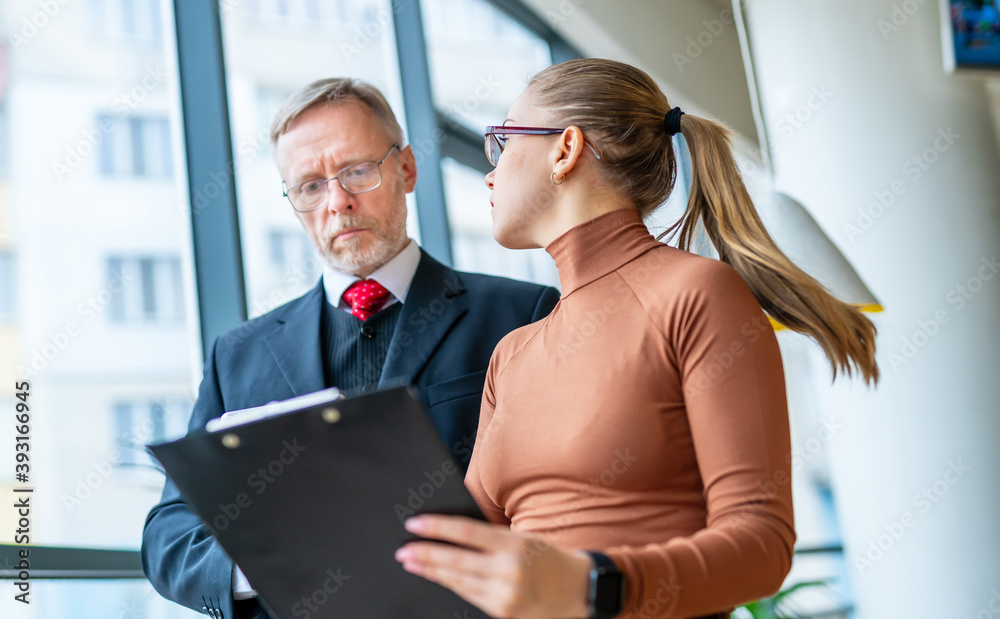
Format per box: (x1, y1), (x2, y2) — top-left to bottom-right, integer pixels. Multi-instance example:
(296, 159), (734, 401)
(205, 387), (343, 432)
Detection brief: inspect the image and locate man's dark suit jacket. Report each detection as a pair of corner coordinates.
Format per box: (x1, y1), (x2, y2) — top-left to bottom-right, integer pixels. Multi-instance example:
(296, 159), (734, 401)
(141, 249), (560, 619)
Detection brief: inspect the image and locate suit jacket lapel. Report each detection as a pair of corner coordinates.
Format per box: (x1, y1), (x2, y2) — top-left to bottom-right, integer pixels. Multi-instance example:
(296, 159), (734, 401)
(262, 280), (327, 397)
(379, 250), (469, 387)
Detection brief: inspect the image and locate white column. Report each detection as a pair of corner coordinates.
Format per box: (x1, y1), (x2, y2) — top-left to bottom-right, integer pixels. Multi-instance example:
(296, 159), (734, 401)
(743, 1), (1000, 617)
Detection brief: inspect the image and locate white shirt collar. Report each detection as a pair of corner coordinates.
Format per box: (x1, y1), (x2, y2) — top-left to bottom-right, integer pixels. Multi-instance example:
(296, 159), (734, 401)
(322, 239), (421, 309)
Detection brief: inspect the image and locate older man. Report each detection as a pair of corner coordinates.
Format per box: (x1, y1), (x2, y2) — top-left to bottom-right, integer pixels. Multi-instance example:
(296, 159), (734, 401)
(141, 78), (560, 619)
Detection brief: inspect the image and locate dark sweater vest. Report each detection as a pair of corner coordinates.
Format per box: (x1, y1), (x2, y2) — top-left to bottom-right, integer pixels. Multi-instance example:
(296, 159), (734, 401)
(321, 299), (403, 395)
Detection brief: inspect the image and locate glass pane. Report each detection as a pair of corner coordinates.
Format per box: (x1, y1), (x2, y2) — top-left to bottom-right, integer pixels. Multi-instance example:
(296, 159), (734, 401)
(220, 0), (414, 318)
(0, 0), (196, 566)
(0, 251), (14, 320)
(0, 104), (10, 176)
(422, 0), (551, 132)
(0, 579), (202, 618)
(442, 157), (559, 287)
(422, 0), (557, 285)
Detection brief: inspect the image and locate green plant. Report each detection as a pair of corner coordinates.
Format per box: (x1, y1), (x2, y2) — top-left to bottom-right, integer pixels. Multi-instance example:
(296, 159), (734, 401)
(738, 579), (834, 619)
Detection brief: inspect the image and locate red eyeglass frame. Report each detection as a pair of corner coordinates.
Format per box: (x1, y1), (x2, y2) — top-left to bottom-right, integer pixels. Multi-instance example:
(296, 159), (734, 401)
(484, 125), (603, 167)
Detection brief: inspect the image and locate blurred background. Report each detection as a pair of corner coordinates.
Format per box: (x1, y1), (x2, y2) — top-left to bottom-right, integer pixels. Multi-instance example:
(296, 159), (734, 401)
(0, 0), (998, 617)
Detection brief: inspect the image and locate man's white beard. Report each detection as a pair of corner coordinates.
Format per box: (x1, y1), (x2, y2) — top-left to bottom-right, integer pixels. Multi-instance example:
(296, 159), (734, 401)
(315, 210), (407, 276)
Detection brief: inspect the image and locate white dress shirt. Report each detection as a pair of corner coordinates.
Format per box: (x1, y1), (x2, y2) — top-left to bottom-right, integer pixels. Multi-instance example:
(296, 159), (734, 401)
(322, 238), (421, 310)
(232, 239), (421, 599)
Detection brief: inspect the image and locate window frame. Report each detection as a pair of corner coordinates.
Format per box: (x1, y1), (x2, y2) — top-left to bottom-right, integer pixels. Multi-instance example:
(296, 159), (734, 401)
(392, 0), (583, 268)
(0, 0), (582, 590)
(0, 0), (803, 596)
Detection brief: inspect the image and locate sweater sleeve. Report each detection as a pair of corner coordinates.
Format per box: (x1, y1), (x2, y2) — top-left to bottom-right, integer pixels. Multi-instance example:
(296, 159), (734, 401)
(604, 261), (796, 618)
(464, 348), (512, 525)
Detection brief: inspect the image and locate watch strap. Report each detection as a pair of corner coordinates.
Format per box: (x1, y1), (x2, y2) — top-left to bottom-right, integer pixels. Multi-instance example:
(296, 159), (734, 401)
(586, 551), (617, 571)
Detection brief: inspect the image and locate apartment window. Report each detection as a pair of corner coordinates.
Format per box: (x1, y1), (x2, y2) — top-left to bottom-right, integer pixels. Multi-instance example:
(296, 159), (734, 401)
(254, 87), (292, 153)
(107, 256), (183, 323)
(328, 0), (381, 24)
(113, 399), (190, 467)
(244, 0), (322, 23)
(0, 252), (13, 321)
(98, 115), (173, 178)
(266, 229), (322, 302)
(269, 228), (315, 271)
(0, 105), (9, 176)
(89, 0), (164, 42)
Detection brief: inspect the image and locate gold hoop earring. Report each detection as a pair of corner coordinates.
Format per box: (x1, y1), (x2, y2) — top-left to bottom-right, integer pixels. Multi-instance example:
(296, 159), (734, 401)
(550, 172), (565, 185)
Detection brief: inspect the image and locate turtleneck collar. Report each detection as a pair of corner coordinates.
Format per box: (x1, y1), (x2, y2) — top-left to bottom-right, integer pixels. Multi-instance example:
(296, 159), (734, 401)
(544, 208), (662, 297)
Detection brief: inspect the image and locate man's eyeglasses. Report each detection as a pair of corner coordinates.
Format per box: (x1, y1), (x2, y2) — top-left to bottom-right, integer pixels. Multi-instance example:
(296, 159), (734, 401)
(282, 144), (400, 212)
(483, 126), (603, 167)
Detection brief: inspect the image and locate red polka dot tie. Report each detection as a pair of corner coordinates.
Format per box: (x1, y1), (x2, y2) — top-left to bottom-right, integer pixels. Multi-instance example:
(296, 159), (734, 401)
(342, 279), (392, 321)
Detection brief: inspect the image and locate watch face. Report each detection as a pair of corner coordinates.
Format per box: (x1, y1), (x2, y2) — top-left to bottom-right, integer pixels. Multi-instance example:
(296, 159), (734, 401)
(591, 567), (625, 617)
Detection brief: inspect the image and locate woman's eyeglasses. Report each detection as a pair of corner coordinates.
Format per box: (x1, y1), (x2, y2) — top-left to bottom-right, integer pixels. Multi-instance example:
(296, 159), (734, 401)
(483, 126), (603, 167)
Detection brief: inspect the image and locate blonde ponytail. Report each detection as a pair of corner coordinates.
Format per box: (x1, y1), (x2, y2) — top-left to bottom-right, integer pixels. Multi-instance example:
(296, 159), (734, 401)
(529, 58), (879, 384)
(666, 115), (878, 384)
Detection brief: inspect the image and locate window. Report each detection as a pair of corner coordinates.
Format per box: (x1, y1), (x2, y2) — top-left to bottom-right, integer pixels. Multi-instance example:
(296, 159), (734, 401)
(0, 251), (13, 321)
(3, 0), (197, 567)
(107, 257), (183, 323)
(113, 399), (191, 467)
(220, 0), (411, 314)
(236, 228), (324, 318)
(98, 116), (173, 178)
(269, 229), (321, 284)
(0, 581), (204, 618)
(423, 0), (552, 132)
(0, 0), (588, 611)
(0, 104), (9, 177)
(422, 0), (559, 285)
(89, 0), (164, 42)
(0, 43), (9, 177)
(242, 0), (322, 24)
(329, 1), (381, 25)
(254, 86), (291, 152)
(238, 0), (384, 28)
(442, 157), (559, 286)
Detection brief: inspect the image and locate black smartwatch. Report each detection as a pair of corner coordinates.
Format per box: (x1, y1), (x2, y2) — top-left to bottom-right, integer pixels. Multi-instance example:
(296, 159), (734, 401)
(584, 551), (626, 619)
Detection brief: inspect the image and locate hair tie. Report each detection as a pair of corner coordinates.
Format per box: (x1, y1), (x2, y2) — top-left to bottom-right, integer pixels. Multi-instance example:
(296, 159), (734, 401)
(664, 107), (685, 136)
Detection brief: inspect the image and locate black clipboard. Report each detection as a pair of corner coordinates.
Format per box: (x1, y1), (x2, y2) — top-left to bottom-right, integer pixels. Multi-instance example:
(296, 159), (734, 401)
(148, 386), (488, 619)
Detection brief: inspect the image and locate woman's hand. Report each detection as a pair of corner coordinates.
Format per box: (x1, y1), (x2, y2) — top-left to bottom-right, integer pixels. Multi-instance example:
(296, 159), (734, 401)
(394, 514), (594, 619)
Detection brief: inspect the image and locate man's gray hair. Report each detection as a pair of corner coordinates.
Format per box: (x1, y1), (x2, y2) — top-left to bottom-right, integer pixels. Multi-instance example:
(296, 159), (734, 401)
(269, 78), (405, 147)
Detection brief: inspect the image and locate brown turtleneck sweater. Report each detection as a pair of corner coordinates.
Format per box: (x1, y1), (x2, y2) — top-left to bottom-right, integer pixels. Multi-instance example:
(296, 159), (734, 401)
(465, 209), (795, 618)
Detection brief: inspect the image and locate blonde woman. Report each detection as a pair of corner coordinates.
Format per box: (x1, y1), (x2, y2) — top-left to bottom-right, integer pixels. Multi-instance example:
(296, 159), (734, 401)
(394, 58), (878, 619)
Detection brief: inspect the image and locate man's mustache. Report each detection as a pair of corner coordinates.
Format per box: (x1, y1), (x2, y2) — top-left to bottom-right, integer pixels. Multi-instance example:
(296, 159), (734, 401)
(322, 217), (379, 240)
